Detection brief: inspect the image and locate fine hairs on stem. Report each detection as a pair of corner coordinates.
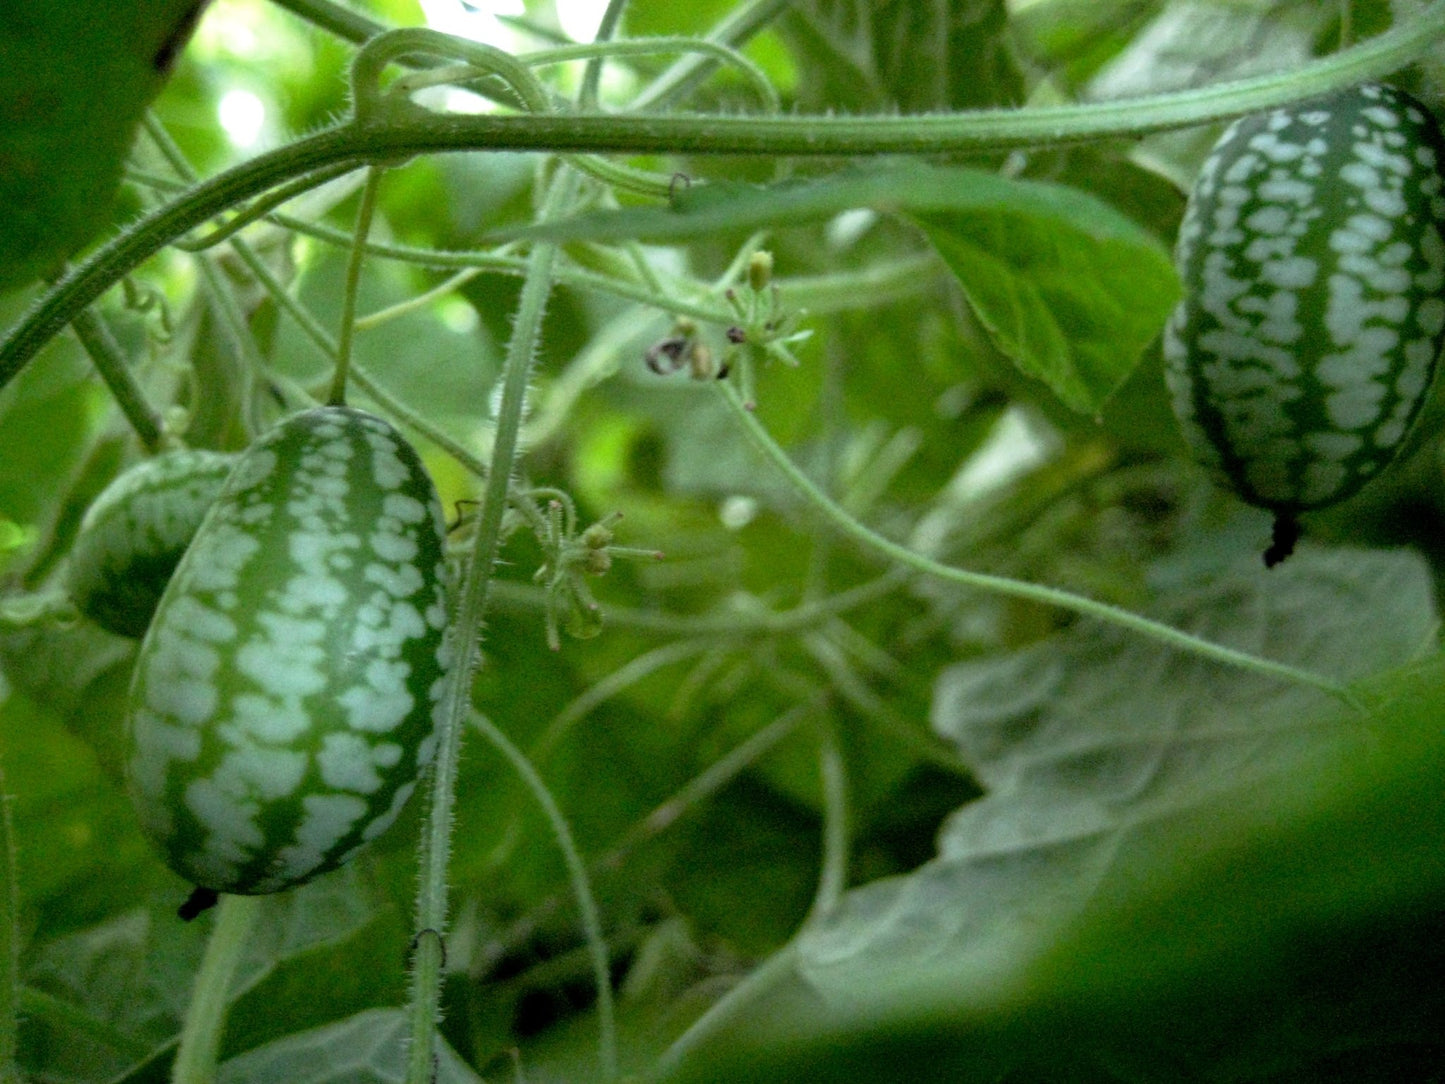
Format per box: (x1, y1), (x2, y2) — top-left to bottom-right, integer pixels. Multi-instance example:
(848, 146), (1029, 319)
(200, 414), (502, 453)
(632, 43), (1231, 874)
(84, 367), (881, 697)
(4, 5), (1432, 1083)
(6, 0), (1445, 390)
(403, 158), (582, 1084)
(169, 895), (263, 1084)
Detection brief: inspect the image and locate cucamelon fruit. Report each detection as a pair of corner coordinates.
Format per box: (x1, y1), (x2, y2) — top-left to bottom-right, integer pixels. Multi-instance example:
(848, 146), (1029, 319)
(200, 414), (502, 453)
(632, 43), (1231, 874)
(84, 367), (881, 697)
(125, 406), (453, 896)
(66, 448), (238, 638)
(1162, 82), (1445, 564)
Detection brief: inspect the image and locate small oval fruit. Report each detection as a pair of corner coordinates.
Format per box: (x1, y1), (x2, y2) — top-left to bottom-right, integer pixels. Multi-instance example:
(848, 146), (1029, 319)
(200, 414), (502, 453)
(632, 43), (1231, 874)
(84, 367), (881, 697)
(125, 406), (453, 895)
(67, 449), (238, 637)
(1163, 83), (1445, 560)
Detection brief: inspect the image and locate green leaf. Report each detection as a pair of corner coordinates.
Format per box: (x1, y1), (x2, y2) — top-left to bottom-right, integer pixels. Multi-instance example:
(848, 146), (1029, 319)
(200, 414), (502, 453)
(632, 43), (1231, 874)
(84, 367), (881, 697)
(0, 308), (107, 542)
(217, 1008), (482, 1084)
(499, 163), (1177, 414)
(655, 546), (1440, 1082)
(912, 202), (1177, 413)
(779, 0), (1024, 113)
(17, 873), (397, 1082)
(0, 654), (153, 927)
(0, 2), (206, 292)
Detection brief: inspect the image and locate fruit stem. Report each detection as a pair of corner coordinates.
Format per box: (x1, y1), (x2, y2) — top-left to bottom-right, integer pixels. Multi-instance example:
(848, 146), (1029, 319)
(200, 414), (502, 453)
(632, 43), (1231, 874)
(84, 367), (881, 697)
(1264, 515), (1301, 569)
(328, 166), (384, 407)
(69, 306), (165, 452)
(170, 894), (262, 1084)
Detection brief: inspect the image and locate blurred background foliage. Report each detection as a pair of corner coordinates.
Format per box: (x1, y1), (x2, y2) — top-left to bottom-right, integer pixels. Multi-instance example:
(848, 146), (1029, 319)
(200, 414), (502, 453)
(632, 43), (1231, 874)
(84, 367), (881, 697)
(4, 0), (1445, 1080)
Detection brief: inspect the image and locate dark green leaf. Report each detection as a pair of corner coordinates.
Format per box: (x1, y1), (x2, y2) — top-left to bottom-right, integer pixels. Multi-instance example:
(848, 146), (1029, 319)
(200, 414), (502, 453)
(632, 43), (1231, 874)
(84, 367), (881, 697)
(0, 2), (206, 291)
(912, 203), (1176, 413)
(18, 873), (397, 1082)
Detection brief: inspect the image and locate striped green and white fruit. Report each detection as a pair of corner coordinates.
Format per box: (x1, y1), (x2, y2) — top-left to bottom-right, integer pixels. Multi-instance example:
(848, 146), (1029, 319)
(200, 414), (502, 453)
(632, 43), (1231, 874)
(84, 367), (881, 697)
(67, 448), (238, 638)
(125, 406), (453, 895)
(1163, 83), (1445, 524)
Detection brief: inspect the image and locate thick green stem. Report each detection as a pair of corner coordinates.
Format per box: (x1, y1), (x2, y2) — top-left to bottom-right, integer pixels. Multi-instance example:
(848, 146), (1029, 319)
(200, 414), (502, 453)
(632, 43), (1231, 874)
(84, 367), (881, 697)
(69, 307), (165, 451)
(7, 2), (1441, 389)
(170, 894), (262, 1084)
(405, 172), (579, 1084)
(717, 383), (1358, 703)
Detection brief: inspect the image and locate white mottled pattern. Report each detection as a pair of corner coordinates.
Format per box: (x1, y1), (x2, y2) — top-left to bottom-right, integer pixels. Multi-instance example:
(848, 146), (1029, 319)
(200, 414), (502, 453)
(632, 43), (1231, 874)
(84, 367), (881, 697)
(211, 745), (308, 802)
(127, 407), (453, 894)
(362, 781), (416, 843)
(317, 731), (385, 793)
(1417, 298), (1445, 338)
(271, 793), (370, 881)
(1325, 382), (1389, 430)
(1299, 460), (1350, 505)
(1305, 431), (1364, 460)
(366, 430), (410, 490)
(1164, 83), (1445, 511)
(185, 777), (264, 862)
(227, 692), (312, 743)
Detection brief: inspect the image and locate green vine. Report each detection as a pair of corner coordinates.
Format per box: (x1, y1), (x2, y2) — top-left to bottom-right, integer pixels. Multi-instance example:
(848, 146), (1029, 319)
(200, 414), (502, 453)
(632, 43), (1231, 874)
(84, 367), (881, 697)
(5, 0), (1442, 388)
(406, 168), (581, 1084)
(714, 381), (1359, 705)
(327, 167), (383, 406)
(68, 306), (165, 452)
(0, 7), (1436, 1079)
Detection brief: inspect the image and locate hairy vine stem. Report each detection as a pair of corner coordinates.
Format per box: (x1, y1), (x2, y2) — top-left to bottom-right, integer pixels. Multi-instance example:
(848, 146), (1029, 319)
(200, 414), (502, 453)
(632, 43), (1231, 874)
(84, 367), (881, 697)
(68, 307), (165, 452)
(4, 0), (1442, 389)
(714, 382), (1360, 705)
(328, 167), (383, 406)
(406, 169), (582, 1083)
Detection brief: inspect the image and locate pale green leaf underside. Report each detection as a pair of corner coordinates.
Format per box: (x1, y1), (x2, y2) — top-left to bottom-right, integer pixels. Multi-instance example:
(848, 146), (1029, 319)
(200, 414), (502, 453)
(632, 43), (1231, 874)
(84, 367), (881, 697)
(218, 1008), (481, 1084)
(659, 546), (1441, 1082)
